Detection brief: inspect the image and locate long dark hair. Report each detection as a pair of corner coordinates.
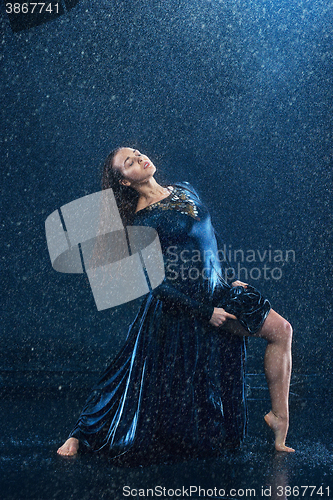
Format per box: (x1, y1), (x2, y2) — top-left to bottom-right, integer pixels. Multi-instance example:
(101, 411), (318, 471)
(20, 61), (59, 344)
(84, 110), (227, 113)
(101, 147), (140, 226)
(101, 146), (173, 226)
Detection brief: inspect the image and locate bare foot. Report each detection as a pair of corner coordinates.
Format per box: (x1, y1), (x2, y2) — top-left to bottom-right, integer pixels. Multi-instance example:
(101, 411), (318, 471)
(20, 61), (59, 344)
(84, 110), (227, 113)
(264, 411), (295, 452)
(57, 437), (79, 457)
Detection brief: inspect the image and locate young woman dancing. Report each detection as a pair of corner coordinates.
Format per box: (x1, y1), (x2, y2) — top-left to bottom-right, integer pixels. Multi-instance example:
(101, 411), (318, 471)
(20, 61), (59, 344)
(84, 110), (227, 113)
(57, 147), (294, 461)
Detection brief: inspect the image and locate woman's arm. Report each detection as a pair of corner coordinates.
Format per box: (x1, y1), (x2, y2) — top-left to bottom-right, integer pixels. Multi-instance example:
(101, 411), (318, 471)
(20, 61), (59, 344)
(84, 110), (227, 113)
(151, 278), (215, 322)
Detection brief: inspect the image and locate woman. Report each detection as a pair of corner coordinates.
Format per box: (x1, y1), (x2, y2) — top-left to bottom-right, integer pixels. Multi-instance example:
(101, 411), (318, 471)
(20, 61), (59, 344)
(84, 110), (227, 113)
(57, 147), (294, 460)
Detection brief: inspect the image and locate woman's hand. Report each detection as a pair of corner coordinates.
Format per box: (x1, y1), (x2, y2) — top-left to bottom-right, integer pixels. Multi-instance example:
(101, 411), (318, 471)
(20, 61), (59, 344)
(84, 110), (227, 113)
(209, 307), (237, 327)
(231, 280), (248, 288)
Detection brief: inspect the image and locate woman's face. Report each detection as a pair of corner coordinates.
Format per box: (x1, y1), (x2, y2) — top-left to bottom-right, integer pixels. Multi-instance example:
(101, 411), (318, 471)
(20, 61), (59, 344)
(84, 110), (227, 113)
(112, 147), (156, 187)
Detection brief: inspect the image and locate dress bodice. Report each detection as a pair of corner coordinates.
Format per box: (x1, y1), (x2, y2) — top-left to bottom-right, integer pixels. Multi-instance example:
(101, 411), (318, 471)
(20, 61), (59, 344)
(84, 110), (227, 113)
(132, 182), (227, 305)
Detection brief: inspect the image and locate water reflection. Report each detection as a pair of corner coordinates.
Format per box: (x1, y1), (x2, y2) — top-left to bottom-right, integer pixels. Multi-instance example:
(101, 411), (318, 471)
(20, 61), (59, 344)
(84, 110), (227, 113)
(264, 452), (289, 500)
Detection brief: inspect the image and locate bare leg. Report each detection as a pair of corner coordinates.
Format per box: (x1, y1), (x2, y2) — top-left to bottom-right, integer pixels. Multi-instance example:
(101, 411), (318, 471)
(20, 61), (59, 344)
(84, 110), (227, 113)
(223, 309), (294, 452)
(57, 437), (79, 457)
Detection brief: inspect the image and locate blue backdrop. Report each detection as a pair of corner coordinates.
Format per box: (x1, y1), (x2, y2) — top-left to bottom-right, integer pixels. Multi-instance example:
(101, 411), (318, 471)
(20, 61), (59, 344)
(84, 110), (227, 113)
(1, 0), (332, 393)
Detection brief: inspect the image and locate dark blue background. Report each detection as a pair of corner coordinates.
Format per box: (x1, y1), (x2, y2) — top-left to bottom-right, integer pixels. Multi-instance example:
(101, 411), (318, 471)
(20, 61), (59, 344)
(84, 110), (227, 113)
(1, 0), (332, 383)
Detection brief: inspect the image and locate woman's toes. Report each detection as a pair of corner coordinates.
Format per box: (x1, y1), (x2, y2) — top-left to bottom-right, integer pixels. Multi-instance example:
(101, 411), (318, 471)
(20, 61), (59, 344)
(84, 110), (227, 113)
(57, 438), (79, 456)
(275, 443), (295, 453)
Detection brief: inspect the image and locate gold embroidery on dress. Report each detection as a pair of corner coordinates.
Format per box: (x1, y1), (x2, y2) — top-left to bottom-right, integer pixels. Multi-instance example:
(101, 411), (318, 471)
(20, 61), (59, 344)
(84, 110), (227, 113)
(144, 186), (200, 220)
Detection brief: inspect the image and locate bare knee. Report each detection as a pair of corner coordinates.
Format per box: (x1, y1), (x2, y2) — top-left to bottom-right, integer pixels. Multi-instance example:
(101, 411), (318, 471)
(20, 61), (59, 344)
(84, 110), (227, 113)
(275, 319), (293, 347)
(258, 312), (293, 344)
(284, 320), (293, 343)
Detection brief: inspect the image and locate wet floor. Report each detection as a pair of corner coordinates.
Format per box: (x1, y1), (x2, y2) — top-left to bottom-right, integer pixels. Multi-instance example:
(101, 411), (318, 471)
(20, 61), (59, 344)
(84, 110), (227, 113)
(0, 388), (332, 500)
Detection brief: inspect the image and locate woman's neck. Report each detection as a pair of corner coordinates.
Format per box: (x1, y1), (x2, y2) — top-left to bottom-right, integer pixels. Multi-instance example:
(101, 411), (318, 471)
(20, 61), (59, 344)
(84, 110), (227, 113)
(135, 178), (170, 204)
(134, 179), (173, 212)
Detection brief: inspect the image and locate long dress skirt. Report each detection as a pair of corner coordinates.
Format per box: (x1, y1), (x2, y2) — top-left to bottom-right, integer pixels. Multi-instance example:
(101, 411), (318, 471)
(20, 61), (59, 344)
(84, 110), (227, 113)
(68, 181), (270, 465)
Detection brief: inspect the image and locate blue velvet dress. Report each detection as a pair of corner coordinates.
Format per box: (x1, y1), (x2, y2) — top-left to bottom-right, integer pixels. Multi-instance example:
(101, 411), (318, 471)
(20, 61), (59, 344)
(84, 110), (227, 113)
(69, 182), (271, 465)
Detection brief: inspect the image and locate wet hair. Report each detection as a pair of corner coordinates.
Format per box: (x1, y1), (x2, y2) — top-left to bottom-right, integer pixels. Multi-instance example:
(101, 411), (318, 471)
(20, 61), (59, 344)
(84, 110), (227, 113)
(101, 146), (173, 226)
(101, 147), (140, 226)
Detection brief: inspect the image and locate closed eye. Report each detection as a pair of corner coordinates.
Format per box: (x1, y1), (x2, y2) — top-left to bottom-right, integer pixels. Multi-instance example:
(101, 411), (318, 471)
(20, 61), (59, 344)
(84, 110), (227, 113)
(130, 150), (141, 165)
(124, 150), (141, 168)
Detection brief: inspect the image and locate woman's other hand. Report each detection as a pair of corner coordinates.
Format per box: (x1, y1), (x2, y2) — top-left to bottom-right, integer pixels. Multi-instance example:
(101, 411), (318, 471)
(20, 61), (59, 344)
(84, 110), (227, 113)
(231, 280), (248, 288)
(209, 307), (237, 327)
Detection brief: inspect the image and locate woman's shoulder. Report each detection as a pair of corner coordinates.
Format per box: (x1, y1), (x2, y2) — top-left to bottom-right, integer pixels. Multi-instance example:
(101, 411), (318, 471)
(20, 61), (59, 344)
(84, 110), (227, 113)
(172, 181), (201, 199)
